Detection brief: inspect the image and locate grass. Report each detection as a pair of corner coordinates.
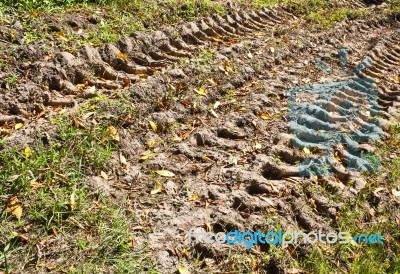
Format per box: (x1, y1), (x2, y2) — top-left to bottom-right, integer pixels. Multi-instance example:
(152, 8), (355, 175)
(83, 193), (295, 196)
(0, 92), (160, 273)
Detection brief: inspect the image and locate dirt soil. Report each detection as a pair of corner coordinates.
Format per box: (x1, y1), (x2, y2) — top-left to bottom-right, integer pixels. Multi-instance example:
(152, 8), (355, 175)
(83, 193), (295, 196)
(0, 0), (399, 273)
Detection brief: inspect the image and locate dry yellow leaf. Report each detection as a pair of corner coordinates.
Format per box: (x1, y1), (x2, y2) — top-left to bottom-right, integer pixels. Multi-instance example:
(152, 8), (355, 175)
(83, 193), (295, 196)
(177, 265), (190, 274)
(100, 171), (108, 180)
(146, 139), (156, 148)
(150, 184), (163, 195)
(15, 123), (24, 130)
(119, 153), (127, 165)
(139, 151), (154, 161)
(72, 116), (86, 129)
(30, 181), (44, 189)
(6, 196), (22, 220)
(189, 193), (199, 201)
(303, 147), (311, 155)
(260, 113), (271, 120)
(224, 62), (234, 74)
(118, 52), (128, 61)
(76, 83), (86, 89)
(207, 78), (216, 85)
(24, 146), (32, 158)
(70, 193), (76, 211)
(156, 170), (175, 177)
(149, 121), (157, 132)
(195, 87), (207, 96)
(108, 126), (120, 141)
(55, 32), (68, 41)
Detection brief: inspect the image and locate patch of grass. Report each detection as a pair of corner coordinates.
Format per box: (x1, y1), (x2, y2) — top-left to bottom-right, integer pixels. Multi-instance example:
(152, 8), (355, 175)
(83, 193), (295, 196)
(0, 93), (158, 273)
(307, 7), (368, 28)
(5, 74), (18, 89)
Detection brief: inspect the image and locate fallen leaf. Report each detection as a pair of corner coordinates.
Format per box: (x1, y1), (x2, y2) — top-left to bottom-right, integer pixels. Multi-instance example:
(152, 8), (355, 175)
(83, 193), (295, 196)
(224, 62), (234, 74)
(24, 146), (32, 158)
(189, 193), (199, 201)
(207, 78), (216, 85)
(254, 142), (262, 150)
(119, 153), (127, 165)
(55, 32), (68, 41)
(100, 171), (108, 180)
(15, 123), (24, 130)
(30, 181), (44, 189)
(303, 147), (311, 155)
(201, 156), (213, 163)
(6, 196), (22, 220)
(139, 151), (154, 161)
(70, 193), (76, 211)
(149, 121), (157, 132)
(195, 87), (207, 96)
(259, 113), (271, 120)
(156, 170), (175, 177)
(146, 139), (156, 148)
(177, 265), (190, 274)
(150, 184), (163, 195)
(214, 101), (221, 109)
(108, 126), (120, 141)
(72, 116), (86, 129)
(117, 52), (128, 61)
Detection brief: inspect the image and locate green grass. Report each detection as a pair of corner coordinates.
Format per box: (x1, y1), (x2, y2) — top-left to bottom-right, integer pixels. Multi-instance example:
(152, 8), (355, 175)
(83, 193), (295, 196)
(0, 92), (159, 273)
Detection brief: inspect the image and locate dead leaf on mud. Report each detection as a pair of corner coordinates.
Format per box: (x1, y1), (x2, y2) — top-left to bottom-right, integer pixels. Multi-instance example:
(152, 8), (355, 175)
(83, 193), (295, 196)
(15, 123), (24, 130)
(100, 171), (108, 180)
(177, 265), (190, 274)
(149, 120), (158, 132)
(108, 126), (120, 141)
(224, 62), (234, 74)
(119, 153), (127, 165)
(6, 196), (22, 221)
(55, 32), (68, 41)
(117, 52), (128, 61)
(156, 170), (175, 177)
(151, 184), (163, 195)
(139, 151), (154, 161)
(259, 112), (271, 120)
(189, 193), (199, 201)
(195, 87), (207, 96)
